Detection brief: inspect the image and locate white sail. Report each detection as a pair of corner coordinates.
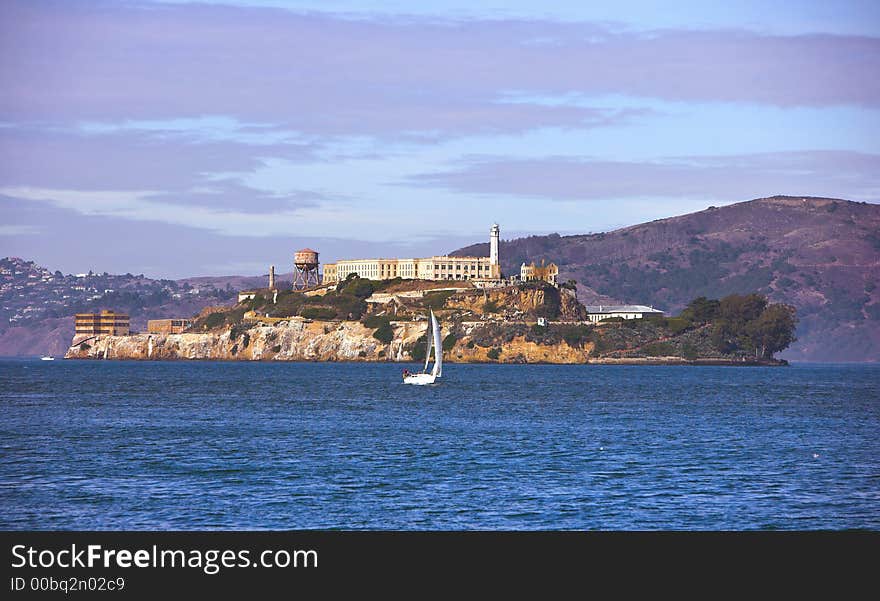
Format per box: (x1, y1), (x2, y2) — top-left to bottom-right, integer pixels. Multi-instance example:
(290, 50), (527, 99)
(431, 310), (442, 377)
(403, 310), (442, 385)
(423, 316), (433, 373)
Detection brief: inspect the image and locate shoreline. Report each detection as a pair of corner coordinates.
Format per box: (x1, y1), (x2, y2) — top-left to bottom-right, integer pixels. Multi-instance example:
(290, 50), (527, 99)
(60, 355), (787, 366)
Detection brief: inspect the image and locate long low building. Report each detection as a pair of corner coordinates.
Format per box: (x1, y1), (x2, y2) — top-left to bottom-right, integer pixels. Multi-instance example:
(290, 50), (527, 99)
(147, 318), (193, 334)
(325, 256), (500, 284)
(323, 224), (502, 284)
(585, 305), (665, 322)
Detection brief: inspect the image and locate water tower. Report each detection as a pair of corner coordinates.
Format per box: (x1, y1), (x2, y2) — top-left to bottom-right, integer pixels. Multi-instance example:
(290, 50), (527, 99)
(293, 248), (320, 290)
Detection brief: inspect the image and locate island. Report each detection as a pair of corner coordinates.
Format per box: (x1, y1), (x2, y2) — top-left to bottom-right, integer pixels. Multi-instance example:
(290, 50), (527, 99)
(65, 277), (796, 365)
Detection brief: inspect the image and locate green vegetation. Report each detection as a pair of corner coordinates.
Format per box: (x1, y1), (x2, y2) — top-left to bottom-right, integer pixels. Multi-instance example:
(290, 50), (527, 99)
(409, 335), (428, 362)
(487, 347), (502, 360)
(442, 333), (457, 351)
(300, 307), (337, 320)
(559, 324), (591, 348)
(423, 290), (455, 309)
(373, 321), (394, 344)
(643, 341), (675, 357)
(202, 312), (226, 330)
(361, 314), (394, 344)
(483, 299), (500, 313)
(229, 323), (249, 340)
(361, 314), (389, 329)
(705, 293), (797, 358)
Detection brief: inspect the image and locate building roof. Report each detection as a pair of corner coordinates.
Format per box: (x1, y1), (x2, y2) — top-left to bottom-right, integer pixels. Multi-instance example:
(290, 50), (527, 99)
(585, 305), (664, 314)
(296, 248), (318, 253)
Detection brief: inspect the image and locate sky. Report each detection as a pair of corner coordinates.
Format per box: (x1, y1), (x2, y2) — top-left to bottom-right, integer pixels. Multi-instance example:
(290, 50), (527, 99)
(1, 0), (878, 278)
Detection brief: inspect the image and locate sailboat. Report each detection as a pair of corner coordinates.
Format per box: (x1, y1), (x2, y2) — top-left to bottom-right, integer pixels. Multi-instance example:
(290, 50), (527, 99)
(403, 309), (442, 385)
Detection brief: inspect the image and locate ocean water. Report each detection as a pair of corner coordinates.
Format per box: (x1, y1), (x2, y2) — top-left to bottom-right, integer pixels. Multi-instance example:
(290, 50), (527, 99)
(0, 359), (877, 530)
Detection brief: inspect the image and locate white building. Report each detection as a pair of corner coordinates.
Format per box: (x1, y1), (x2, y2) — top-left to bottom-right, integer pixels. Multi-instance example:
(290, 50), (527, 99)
(323, 224), (503, 284)
(585, 305), (665, 322)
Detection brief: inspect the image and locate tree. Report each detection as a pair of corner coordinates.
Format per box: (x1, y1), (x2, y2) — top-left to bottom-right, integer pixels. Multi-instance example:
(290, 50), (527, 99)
(719, 293), (767, 326)
(746, 304), (798, 359)
(681, 296), (720, 323)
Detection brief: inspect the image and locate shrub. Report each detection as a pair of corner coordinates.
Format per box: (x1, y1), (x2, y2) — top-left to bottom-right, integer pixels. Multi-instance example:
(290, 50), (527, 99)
(358, 350), (367, 357)
(466, 340), (475, 349)
(300, 307), (337, 320)
(409, 335), (427, 362)
(560, 324), (591, 348)
(362, 315), (390, 329)
(643, 342), (675, 356)
(665, 317), (691, 335)
(229, 323), (250, 340)
(204, 312), (226, 329)
(483, 300), (500, 313)
(442, 333), (457, 351)
(423, 290), (454, 309)
(487, 347), (502, 360)
(271, 345), (282, 353)
(373, 322), (394, 344)
(79, 342), (91, 351)
(681, 343), (698, 360)
(530, 324), (548, 336)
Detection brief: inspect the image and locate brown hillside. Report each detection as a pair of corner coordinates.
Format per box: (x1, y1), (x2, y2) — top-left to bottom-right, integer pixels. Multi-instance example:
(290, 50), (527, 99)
(453, 196), (880, 361)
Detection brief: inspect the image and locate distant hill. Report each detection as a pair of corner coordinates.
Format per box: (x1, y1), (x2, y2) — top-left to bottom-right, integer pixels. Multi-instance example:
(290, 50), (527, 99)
(452, 196), (880, 362)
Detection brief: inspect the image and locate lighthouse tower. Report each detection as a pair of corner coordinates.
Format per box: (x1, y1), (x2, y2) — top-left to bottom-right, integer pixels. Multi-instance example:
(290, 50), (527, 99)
(489, 223), (500, 279)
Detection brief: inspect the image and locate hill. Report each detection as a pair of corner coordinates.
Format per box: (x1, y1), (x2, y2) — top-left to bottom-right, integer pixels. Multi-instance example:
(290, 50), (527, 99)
(452, 196), (880, 362)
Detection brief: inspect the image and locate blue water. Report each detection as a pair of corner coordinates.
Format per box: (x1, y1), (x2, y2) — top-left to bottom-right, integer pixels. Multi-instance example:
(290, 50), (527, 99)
(0, 359), (877, 530)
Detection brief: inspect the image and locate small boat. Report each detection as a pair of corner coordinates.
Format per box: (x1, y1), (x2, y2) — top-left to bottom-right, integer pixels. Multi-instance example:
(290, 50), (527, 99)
(403, 309), (442, 385)
(40, 355), (55, 361)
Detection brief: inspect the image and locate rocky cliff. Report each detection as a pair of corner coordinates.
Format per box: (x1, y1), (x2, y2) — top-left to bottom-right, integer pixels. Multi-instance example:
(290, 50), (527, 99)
(64, 313), (780, 365)
(65, 318), (596, 363)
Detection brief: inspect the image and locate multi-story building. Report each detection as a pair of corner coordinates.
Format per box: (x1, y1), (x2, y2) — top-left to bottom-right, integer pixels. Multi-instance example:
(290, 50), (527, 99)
(520, 260), (559, 286)
(74, 310), (130, 336)
(147, 318), (192, 334)
(323, 224), (502, 284)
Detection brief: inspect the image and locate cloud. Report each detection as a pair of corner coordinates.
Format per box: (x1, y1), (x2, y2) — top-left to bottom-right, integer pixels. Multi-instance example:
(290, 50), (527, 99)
(1, 1), (877, 139)
(0, 194), (494, 278)
(406, 151), (880, 202)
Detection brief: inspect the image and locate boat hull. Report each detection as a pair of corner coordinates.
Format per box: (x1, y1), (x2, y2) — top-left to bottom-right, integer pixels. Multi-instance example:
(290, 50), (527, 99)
(403, 373), (437, 386)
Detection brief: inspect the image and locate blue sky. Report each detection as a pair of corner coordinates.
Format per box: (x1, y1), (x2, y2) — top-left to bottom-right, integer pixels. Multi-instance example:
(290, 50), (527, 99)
(1, 0), (878, 278)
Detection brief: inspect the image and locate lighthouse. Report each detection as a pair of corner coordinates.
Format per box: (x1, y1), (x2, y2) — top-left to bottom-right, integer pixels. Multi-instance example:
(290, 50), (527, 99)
(490, 223), (500, 278)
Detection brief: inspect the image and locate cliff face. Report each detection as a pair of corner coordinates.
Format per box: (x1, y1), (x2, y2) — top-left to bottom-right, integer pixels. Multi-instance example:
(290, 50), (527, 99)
(65, 318), (595, 364)
(446, 285), (586, 320)
(68, 319), (417, 362)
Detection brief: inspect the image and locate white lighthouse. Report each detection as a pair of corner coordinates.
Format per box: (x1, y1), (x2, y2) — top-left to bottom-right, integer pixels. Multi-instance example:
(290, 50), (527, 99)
(489, 223), (500, 278)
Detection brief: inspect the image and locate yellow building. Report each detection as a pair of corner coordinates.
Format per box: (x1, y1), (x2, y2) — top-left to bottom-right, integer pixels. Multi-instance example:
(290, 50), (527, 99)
(323, 224), (502, 284)
(147, 319), (192, 334)
(520, 260), (559, 286)
(74, 310), (130, 336)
